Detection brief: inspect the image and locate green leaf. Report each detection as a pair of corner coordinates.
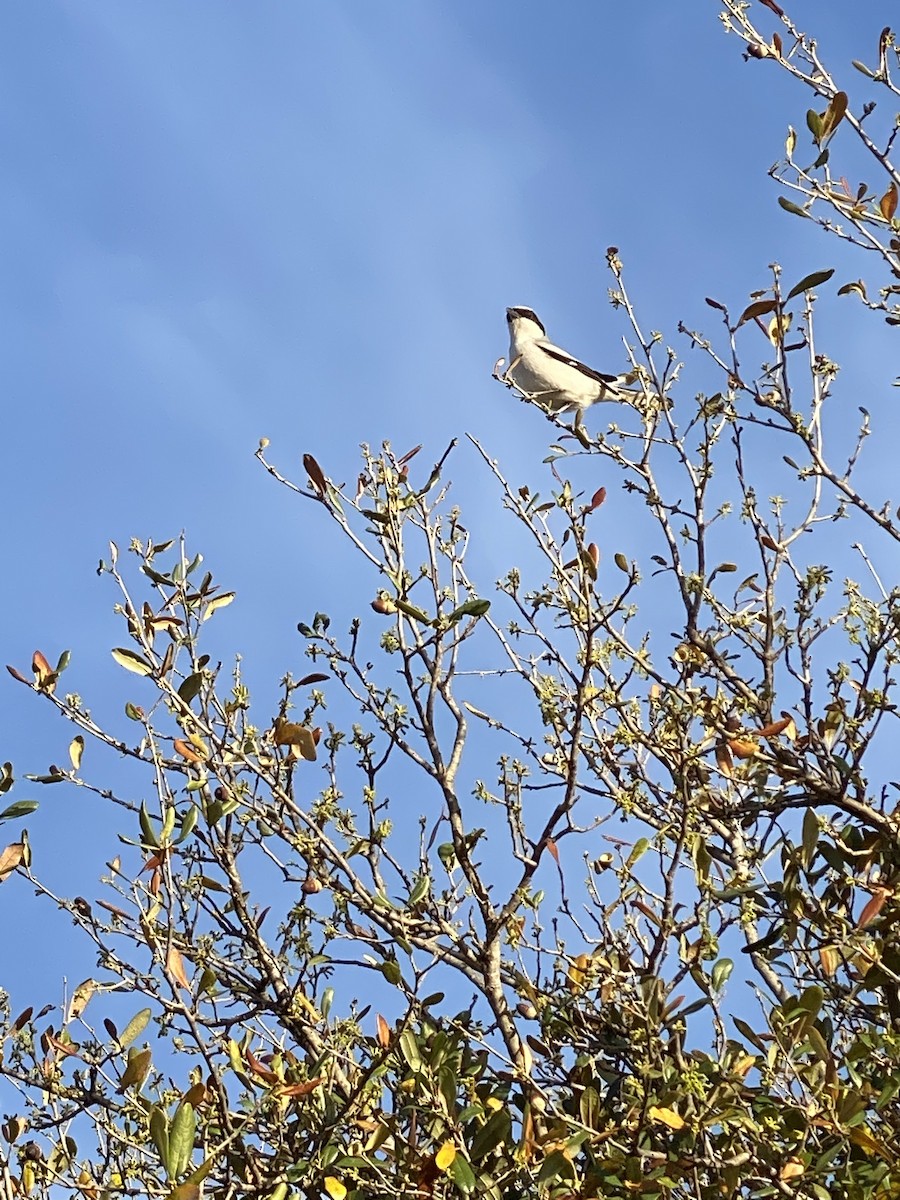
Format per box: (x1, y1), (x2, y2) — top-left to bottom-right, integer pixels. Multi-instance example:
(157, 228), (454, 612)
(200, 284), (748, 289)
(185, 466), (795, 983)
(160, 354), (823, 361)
(786, 268), (834, 300)
(168, 1102), (196, 1179)
(468, 1107), (511, 1161)
(711, 958), (734, 993)
(798, 984), (824, 1016)
(449, 1153), (477, 1195)
(778, 196), (810, 218)
(0, 801), (39, 823)
(447, 598), (491, 624)
(149, 1105), (169, 1173)
(176, 806), (199, 844)
(139, 802), (159, 849)
(177, 674), (203, 704)
(736, 299), (778, 327)
(118, 1007), (152, 1048)
(626, 838), (650, 868)
(111, 648), (154, 677)
(580, 1085), (600, 1129)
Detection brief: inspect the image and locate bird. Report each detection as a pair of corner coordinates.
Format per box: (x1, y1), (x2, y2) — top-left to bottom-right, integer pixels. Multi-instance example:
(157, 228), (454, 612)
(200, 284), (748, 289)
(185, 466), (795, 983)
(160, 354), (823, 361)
(497, 306), (640, 416)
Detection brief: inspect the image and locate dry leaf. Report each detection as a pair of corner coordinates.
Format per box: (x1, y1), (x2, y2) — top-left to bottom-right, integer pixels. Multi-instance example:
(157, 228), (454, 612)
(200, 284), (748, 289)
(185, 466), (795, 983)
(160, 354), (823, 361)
(376, 1014), (391, 1048)
(166, 947), (192, 991)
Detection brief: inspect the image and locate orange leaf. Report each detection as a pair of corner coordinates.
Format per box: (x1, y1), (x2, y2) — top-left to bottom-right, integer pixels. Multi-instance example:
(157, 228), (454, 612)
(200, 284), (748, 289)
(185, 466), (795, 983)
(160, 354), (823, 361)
(376, 1014), (391, 1048)
(173, 739), (205, 764)
(166, 946), (192, 991)
(858, 889), (889, 929)
(32, 651), (52, 681)
(715, 742), (734, 779)
(880, 181), (898, 221)
(780, 1158), (805, 1181)
(545, 838), (560, 865)
(728, 739), (758, 760)
(754, 717), (793, 739)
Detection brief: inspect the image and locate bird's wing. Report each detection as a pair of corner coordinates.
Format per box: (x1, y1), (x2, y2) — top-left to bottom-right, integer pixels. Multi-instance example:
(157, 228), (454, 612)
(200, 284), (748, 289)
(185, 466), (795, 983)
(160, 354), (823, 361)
(536, 339), (620, 384)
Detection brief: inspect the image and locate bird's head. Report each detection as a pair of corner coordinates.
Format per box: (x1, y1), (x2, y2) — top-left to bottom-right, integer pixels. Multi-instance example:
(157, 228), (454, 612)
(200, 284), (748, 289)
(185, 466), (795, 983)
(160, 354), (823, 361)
(506, 306), (546, 339)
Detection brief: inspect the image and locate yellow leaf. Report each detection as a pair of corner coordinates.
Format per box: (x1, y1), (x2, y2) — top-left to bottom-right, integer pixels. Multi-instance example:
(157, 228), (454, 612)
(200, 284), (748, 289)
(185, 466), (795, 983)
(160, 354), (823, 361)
(323, 1178), (347, 1200)
(111, 648), (154, 676)
(567, 952), (590, 992)
(202, 592), (236, 621)
(648, 1106), (685, 1130)
(435, 1141), (457, 1171)
(69, 736), (84, 771)
(819, 945), (840, 977)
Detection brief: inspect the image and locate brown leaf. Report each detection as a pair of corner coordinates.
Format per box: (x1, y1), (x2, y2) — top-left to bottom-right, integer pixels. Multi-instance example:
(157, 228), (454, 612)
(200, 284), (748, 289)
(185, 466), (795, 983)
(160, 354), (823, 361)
(303, 453), (328, 497)
(6, 665), (30, 685)
(880, 181), (898, 221)
(246, 1049), (279, 1084)
(545, 838), (560, 865)
(758, 0), (784, 14)
(760, 534), (780, 551)
(772, 31), (783, 56)
(45, 1030), (80, 1058)
(278, 1077), (325, 1097)
(397, 444), (423, 467)
(715, 742), (734, 779)
(298, 673), (329, 687)
(166, 946), (192, 991)
(588, 486), (607, 512)
(376, 1014), (391, 1048)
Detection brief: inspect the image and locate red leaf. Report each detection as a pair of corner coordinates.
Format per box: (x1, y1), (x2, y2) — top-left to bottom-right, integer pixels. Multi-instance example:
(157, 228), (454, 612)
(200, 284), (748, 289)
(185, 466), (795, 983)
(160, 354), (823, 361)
(588, 486), (607, 512)
(303, 454), (328, 497)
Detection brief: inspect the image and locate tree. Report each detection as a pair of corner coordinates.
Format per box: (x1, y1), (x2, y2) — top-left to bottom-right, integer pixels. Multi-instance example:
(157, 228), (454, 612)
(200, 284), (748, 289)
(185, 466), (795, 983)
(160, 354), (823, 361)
(3, 6), (900, 1198)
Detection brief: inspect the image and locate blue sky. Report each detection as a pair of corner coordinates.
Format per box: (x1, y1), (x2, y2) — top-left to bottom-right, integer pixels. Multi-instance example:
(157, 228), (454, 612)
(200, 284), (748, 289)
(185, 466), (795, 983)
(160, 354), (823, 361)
(1, 3), (897, 1008)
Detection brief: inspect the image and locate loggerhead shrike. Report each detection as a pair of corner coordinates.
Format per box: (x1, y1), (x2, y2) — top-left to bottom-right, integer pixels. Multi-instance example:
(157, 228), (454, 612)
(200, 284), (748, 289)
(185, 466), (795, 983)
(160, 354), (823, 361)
(496, 306), (639, 416)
